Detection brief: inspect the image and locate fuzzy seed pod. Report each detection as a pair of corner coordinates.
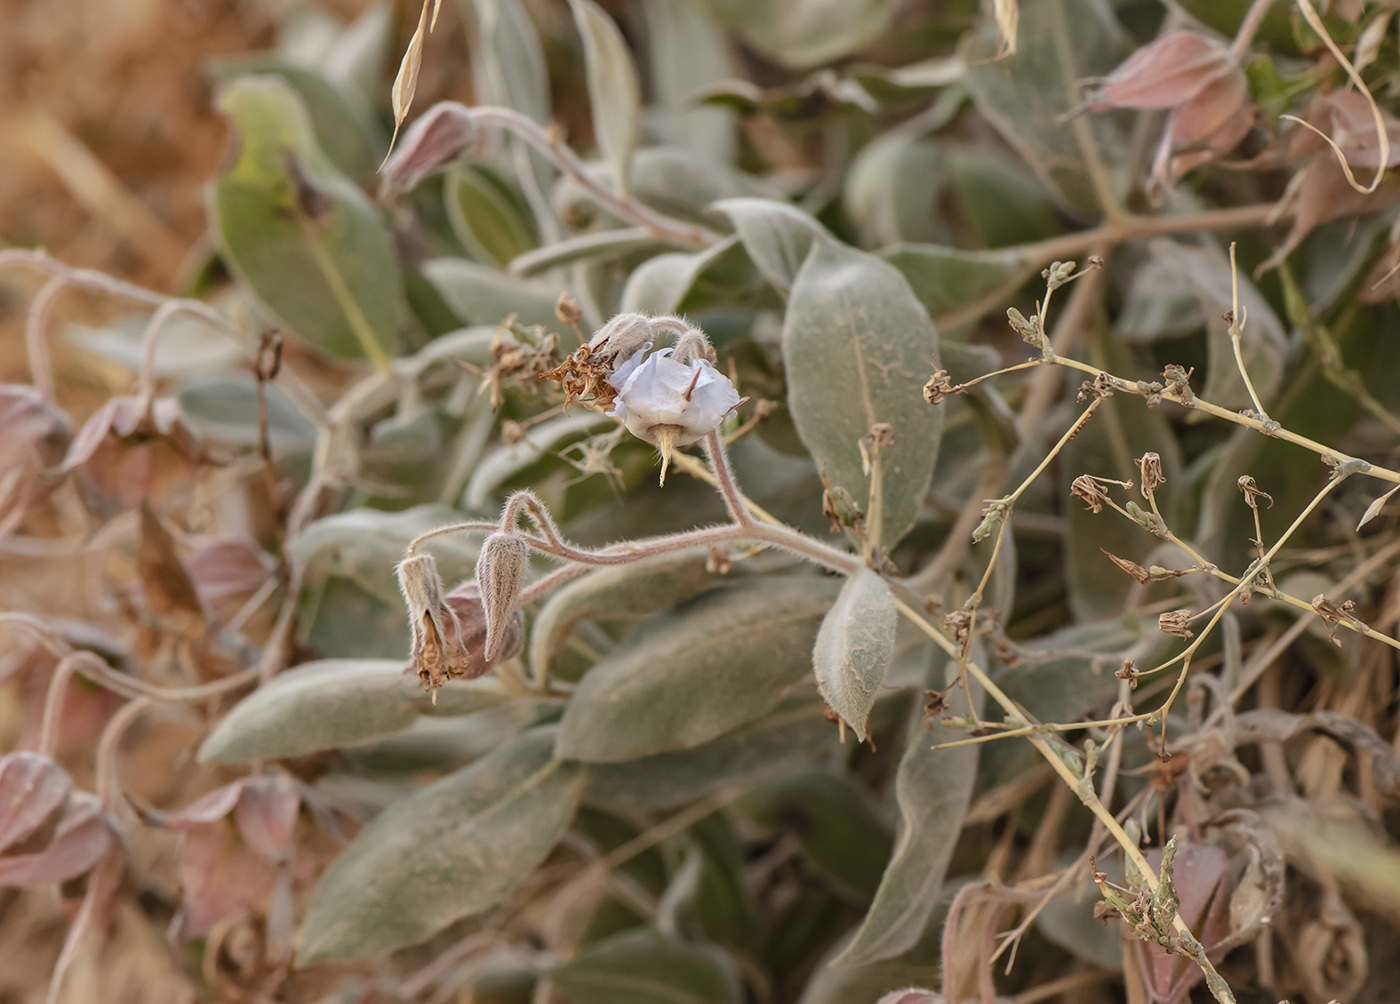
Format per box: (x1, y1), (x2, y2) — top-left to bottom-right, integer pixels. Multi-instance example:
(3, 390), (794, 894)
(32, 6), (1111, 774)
(476, 533), (529, 660)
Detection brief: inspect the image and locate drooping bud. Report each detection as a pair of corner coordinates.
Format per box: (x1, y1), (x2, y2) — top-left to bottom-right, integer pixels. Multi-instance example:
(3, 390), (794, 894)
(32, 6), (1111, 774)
(379, 102), (480, 194)
(476, 533), (529, 660)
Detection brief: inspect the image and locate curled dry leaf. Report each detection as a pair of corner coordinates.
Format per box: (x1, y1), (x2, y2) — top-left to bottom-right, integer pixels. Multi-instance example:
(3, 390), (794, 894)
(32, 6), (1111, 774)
(0, 753), (117, 888)
(57, 395), (211, 507)
(1265, 91), (1400, 269)
(137, 504), (206, 635)
(1081, 31), (1252, 187)
(185, 537), (277, 625)
(156, 774), (303, 936)
(386, 1), (431, 160)
(0, 384), (70, 535)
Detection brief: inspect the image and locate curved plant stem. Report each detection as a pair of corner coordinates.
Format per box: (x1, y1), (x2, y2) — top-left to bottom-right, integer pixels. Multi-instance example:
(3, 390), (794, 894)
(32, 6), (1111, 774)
(467, 107), (720, 251)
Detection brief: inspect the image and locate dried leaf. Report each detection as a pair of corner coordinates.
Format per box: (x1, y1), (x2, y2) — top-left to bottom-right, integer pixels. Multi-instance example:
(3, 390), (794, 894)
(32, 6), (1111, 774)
(137, 504), (206, 631)
(386, 1), (430, 159)
(1358, 483), (1400, 529)
(0, 754), (115, 889)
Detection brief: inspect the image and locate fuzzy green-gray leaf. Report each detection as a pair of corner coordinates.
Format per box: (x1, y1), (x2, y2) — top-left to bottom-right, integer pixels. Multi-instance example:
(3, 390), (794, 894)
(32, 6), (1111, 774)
(783, 240), (943, 548)
(197, 659), (510, 763)
(711, 198), (829, 296)
(299, 727), (583, 960)
(211, 76), (401, 363)
(547, 927), (741, 1004)
(811, 569), (895, 742)
(529, 550), (716, 683)
(569, 0), (641, 195)
(555, 576), (839, 763)
(833, 655), (978, 965)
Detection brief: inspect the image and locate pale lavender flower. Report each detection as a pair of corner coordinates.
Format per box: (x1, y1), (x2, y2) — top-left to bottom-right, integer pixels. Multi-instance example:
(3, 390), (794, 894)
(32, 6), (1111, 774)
(608, 347), (741, 483)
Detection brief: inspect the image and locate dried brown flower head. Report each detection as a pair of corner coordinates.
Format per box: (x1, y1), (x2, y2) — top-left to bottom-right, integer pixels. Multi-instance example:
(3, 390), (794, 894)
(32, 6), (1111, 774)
(1138, 452), (1166, 496)
(1071, 474), (1109, 514)
(1158, 608), (1195, 639)
(923, 369), (955, 406)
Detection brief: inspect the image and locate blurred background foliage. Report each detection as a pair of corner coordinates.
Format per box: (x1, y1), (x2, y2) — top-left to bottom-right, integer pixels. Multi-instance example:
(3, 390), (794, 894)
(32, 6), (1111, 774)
(5, 1), (1400, 1003)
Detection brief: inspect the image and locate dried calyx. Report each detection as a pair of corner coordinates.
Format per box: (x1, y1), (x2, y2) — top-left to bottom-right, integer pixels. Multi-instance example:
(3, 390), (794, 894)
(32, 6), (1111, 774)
(395, 553), (524, 695)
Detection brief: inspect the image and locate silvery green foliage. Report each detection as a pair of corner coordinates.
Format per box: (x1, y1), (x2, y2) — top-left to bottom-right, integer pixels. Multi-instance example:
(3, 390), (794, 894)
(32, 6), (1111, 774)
(182, 0), (1398, 999)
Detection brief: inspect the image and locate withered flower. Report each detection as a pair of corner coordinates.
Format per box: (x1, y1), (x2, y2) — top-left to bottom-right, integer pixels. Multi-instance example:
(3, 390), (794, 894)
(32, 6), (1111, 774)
(941, 610), (974, 645)
(1138, 453), (1166, 497)
(1116, 660), (1140, 690)
(1102, 548), (1152, 584)
(541, 312), (659, 412)
(379, 102), (480, 195)
(923, 369), (955, 406)
(1071, 475), (1109, 514)
(1311, 593), (1361, 647)
(555, 292), (585, 327)
(1237, 475), (1273, 509)
(1158, 609), (1195, 639)
(397, 553), (524, 693)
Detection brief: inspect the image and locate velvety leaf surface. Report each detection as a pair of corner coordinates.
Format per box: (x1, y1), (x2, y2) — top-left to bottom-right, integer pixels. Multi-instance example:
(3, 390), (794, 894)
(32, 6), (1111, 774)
(881, 244), (1035, 327)
(555, 576), (839, 763)
(211, 76), (402, 362)
(833, 657), (977, 966)
(528, 549), (716, 683)
(569, 0), (640, 195)
(546, 927), (742, 1004)
(693, 0), (898, 69)
(736, 768), (894, 902)
(198, 659), (511, 762)
(783, 240), (943, 548)
(812, 568), (896, 741)
(582, 699), (837, 812)
(300, 727), (583, 960)
(963, 0), (1128, 215)
(711, 198), (829, 296)
(421, 257), (567, 333)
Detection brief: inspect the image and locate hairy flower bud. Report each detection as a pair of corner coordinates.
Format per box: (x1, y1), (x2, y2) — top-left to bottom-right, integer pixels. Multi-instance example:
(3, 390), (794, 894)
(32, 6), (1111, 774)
(396, 554), (524, 693)
(608, 347), (741, 483)
(588, 312), (656, 368)
(476, 533), (529, 660)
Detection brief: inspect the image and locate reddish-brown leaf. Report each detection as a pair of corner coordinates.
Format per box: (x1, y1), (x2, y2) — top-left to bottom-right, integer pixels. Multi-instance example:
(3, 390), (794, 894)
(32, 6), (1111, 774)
(138, 504), (206, 630)
(380, 102), (479, 195)
(1134, 843), (1232, 1004)
(232, 776), (300, 858)
(1086, 31), (1234, 111)
(0, 752), (72, 856)
(0, 791), (115, 887)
